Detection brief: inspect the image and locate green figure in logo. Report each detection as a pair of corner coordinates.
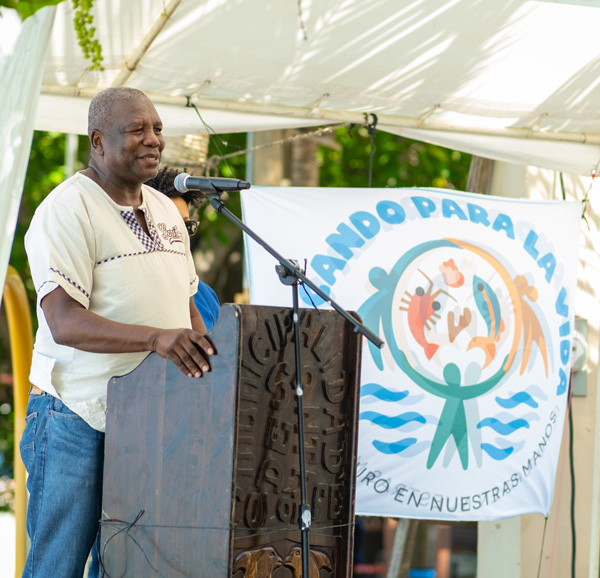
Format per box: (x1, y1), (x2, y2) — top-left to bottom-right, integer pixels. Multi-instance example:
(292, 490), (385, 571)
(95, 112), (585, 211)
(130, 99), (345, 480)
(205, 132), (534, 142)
(398, 351), (508, 470)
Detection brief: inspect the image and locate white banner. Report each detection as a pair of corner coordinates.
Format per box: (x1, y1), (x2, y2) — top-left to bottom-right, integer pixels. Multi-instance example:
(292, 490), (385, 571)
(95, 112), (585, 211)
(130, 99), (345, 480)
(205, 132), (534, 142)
(241, 186), (581, 521)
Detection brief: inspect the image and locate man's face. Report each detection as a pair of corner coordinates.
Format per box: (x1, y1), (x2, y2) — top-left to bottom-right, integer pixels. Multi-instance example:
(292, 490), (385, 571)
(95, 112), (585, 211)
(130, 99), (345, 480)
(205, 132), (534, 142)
(98, 98), (165, 186)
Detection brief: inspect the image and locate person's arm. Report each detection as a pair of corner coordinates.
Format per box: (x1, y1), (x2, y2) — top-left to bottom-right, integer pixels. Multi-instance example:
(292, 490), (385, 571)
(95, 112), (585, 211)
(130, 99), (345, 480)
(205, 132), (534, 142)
(189, 296), (207, 334)
(41, 286), (214, 378)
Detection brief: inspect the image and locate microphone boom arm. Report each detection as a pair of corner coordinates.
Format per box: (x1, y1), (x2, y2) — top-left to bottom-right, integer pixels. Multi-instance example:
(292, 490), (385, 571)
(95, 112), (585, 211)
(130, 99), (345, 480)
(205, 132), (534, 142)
(207, 193), (384, 349)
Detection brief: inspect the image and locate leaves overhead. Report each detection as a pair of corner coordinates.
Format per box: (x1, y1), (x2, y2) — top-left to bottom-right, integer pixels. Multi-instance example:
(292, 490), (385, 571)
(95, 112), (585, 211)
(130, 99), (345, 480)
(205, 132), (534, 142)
(71, 0), (103, 70)
(1, 0), (104, 70)
(0, 0), (63, 20)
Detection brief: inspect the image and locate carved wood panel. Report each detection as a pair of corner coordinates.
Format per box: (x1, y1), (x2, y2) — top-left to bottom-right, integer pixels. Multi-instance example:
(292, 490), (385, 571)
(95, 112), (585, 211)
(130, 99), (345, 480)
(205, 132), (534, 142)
(232, 305), (361, 578)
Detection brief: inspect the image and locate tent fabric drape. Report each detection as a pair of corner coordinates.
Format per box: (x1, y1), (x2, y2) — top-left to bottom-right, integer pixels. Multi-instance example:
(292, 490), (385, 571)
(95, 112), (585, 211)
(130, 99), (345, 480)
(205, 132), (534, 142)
(0, 7), (57, 306)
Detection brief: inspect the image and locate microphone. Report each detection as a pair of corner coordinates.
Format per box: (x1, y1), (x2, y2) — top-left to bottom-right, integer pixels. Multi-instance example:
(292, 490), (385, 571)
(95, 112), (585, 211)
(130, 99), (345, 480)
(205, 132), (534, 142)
(174, 173), (251, 194)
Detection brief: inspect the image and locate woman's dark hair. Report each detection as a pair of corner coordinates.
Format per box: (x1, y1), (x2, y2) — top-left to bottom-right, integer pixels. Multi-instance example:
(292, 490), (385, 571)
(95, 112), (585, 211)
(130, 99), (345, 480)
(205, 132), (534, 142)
(145, 166), (207, 208)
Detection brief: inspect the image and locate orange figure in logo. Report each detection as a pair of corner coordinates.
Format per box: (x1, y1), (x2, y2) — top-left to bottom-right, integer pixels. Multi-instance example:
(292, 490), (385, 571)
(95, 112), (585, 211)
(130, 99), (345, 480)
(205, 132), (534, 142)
(514, 275), (549, 377)
(399, 270), (455, 360)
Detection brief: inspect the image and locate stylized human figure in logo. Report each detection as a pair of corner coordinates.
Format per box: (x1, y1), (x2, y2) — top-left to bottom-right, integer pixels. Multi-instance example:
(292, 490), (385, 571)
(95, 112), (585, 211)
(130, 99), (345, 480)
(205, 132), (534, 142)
(514, 274), (549, 376)
(397, 351), (508, 469)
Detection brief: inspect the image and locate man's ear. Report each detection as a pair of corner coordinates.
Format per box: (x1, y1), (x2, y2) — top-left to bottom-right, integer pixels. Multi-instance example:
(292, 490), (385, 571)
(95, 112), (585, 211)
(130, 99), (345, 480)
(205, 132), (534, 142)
(90, 130), (104, 156)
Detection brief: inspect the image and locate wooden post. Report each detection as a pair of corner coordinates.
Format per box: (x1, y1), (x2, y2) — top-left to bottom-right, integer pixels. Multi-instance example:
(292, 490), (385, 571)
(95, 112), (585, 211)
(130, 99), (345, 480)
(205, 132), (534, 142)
(252, 129), (288, 186)
(386, 519), (419, 578)
(291, 129), (320, 187)
(465, 156), (494, 195)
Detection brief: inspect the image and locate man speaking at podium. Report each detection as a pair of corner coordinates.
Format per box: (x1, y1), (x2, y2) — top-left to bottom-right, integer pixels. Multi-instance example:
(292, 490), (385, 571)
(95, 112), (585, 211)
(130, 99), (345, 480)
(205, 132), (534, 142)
(20, 87), (215, 578)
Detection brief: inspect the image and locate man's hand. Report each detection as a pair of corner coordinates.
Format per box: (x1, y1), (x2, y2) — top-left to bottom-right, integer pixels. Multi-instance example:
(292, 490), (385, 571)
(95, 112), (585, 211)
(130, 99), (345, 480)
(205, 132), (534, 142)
(41, 286), (216, 378)
(151, 328), (214, 378)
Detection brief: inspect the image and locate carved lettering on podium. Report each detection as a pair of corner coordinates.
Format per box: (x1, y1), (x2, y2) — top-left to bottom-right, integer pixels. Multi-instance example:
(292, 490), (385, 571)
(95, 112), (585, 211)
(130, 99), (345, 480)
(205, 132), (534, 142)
(234, 310), (351, 534)
(232, 307), (358, 577)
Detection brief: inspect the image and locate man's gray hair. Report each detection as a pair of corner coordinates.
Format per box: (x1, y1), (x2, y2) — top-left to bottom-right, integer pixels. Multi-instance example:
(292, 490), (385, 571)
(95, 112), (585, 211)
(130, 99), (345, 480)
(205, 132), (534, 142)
(88, 87), (150, 136)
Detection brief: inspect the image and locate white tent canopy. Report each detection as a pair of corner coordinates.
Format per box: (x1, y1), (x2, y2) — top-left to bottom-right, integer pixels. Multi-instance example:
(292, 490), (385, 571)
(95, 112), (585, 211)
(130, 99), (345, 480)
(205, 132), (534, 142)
(4, 0), (600, 290)
(36, 0), (600, 176)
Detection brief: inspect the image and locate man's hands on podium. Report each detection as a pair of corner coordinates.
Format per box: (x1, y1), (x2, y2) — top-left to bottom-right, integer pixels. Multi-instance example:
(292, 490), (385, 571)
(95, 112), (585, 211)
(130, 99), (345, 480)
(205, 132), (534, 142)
(151, 328), (214, 378)
(41, 286), (215, 378)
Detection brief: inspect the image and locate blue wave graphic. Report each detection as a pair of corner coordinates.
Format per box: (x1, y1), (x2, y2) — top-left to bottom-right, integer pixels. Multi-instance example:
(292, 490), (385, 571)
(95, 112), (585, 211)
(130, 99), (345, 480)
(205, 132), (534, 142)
(372, 438), (417, 454)
(493, 438), (526, 454)
(495, 392), (539, 409)
(360, 394), (427, 407)
(481, 443), (514, 460)
(422, 414), (439, 426)
(494, 411), (540, 424)
(359, 411), (427, 430)
(397, 393), (426, 406)
(397, 441), (431, 457)
(525, 385), (548, 402)
(360, 383), (410, 402)
(477, 417), (530, 434)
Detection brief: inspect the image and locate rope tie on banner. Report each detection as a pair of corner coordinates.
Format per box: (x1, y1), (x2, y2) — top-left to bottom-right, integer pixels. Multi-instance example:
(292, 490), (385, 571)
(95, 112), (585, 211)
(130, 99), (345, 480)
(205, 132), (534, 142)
(366, 113), (378, 187)
(562, 171), (591, 230)
(536, 516), (549, 578)
(577, 158), (599, 229)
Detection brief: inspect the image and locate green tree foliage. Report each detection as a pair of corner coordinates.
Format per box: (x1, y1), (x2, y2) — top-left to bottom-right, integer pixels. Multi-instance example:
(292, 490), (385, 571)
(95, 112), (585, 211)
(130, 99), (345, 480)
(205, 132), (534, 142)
(196, 133), (247, 249)
(189, 133), (248, 302)
(319, 125), (471, 190)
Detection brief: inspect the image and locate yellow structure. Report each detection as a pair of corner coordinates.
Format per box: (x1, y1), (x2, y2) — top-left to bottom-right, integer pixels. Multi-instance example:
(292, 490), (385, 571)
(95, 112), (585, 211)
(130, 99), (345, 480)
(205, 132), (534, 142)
(3, 265), (33, 578)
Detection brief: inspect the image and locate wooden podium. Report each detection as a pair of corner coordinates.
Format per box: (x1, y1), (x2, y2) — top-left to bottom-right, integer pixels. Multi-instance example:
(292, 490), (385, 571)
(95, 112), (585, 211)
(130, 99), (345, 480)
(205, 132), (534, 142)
(100, 304), (362, 577)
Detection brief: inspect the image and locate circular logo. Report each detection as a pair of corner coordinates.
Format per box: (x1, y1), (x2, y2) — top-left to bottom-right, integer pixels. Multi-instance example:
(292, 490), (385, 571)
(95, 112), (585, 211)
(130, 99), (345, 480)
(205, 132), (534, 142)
(359, 238), (550, 470)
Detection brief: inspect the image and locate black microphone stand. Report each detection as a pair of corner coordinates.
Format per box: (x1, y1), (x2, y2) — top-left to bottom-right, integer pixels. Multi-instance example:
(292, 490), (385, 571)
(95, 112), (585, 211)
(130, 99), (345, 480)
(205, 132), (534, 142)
(205, 188), (384, 578)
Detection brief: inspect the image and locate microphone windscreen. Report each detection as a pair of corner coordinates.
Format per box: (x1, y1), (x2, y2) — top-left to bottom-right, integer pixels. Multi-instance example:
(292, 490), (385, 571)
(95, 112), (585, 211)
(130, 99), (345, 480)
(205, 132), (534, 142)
(173, 173), (190, 193)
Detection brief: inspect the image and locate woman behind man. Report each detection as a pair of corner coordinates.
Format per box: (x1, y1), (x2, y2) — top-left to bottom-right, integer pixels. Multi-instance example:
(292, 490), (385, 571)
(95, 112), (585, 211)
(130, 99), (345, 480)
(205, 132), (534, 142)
(145, 166), (220, 330)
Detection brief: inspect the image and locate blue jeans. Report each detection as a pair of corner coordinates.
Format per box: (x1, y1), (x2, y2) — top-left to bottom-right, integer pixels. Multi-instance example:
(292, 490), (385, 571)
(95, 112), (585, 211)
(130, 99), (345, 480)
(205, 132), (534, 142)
(19, 392), (104, 578)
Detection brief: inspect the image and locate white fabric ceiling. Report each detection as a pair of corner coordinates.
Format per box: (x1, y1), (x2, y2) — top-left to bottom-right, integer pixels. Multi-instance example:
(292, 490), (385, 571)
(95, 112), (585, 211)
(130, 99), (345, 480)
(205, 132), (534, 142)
(32, 0), (600, 175)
